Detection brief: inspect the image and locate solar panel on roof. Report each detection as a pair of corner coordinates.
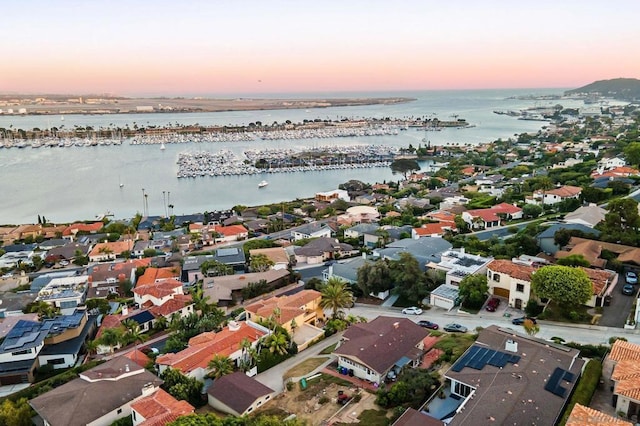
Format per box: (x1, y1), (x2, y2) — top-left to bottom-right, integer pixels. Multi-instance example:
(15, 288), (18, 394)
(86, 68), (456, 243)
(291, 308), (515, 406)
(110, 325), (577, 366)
(545, 367), (569, 398)
(563, 371), (575, 382)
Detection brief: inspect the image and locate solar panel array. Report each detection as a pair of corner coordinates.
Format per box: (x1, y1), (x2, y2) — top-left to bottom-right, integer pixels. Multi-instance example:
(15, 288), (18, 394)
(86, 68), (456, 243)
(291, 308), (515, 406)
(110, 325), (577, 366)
(545, 367), (575, 397)
(451, 345), (521, 372)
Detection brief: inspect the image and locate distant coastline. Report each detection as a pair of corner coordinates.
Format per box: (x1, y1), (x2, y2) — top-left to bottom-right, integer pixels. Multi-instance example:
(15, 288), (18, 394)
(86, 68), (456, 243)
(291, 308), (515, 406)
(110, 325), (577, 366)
(0, 95), (415, 117)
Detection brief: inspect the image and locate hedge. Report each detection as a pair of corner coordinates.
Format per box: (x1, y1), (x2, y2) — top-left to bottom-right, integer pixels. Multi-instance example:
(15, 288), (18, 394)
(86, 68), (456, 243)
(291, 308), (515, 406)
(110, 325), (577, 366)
(558, 359), (602, 425)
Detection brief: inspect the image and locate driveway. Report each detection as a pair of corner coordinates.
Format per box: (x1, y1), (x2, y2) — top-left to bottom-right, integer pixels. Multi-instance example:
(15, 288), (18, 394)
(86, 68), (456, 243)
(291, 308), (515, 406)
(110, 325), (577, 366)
(598, 284), (637, 327)
(255, 332), (342, 393)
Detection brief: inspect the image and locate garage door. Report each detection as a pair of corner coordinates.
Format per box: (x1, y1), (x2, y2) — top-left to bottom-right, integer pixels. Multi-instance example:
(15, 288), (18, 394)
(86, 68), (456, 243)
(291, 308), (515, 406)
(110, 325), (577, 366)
(493, 287), (510, 298)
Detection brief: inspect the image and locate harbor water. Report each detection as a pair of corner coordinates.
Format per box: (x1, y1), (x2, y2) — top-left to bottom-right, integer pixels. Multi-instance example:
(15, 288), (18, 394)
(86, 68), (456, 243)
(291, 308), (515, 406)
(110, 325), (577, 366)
(0, 88), (575, 224)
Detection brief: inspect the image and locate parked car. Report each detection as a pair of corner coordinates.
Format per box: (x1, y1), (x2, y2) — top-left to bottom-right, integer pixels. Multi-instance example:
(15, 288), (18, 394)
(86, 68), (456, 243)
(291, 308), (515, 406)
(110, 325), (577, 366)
(417, 320), (439, 330)
(622, 284), (636, 296)
(444, 323), (468, 333)
(1, 273), (13, 279)
(512, 316), (537, 325)
(402, 307), (423, 315)
(485, 297), (500, 312)
(59, 260), (70, 266)
(626, 271), (638, 284)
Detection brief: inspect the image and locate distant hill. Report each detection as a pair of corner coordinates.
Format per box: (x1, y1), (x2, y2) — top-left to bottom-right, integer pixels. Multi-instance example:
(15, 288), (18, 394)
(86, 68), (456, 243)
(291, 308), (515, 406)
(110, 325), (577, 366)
(565, 78), (640, 100)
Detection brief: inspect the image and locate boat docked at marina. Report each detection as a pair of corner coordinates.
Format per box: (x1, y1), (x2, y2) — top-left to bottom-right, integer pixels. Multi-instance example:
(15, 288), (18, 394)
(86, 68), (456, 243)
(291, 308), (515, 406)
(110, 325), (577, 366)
(258, 180), (269, 188)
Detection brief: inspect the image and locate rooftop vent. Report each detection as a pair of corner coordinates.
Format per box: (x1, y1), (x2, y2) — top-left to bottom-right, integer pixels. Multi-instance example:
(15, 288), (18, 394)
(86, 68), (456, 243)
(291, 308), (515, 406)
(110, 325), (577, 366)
(505, 339), (518, 353)
(228, 321), (240, 332)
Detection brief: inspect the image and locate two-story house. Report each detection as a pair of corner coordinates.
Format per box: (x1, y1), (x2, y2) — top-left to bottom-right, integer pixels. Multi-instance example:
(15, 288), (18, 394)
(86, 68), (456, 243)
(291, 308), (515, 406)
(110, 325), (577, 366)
(486, 259), (536, 310)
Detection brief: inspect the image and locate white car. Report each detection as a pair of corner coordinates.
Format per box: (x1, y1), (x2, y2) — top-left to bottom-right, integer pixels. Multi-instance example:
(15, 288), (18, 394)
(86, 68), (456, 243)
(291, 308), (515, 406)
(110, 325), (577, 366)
(402, 307), (423, 315)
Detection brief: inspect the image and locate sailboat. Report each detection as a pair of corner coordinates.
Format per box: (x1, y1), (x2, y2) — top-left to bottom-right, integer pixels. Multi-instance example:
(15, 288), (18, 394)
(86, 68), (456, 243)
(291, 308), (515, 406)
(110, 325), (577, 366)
(119, 175), (124, 188)
(160, 142), (166, 150)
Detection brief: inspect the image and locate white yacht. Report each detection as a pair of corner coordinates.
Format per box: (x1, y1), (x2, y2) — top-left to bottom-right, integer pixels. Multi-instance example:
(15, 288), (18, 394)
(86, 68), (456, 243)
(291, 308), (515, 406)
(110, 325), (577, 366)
(258, 180), (268, 188)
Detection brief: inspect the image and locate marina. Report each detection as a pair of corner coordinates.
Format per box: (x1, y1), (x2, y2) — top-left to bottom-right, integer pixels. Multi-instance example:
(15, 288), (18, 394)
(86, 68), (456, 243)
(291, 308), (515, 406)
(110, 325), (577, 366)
(0, 89), (568, 224)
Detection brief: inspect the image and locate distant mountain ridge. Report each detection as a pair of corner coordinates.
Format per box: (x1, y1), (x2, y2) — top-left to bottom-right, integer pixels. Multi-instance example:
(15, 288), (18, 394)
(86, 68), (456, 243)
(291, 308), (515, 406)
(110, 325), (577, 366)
(565, 78), (640, 100)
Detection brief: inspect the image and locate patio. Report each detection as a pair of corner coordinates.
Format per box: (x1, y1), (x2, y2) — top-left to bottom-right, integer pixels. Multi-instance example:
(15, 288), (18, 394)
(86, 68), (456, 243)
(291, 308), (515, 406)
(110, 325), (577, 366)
(423, 385), (464, 421)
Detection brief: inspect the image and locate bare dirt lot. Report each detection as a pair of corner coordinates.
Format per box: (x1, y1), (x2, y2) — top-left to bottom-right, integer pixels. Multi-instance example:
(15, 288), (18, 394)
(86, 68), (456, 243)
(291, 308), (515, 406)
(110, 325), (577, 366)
(257, 376), (384, 426)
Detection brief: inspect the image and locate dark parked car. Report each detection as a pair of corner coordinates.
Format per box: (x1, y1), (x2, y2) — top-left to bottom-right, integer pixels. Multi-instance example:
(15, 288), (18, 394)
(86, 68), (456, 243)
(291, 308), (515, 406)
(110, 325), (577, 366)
(622, 284), (636, 296)
(485, 297), (500, 312)
(512, 316), (537, 325)
(417, 320), (439, 330)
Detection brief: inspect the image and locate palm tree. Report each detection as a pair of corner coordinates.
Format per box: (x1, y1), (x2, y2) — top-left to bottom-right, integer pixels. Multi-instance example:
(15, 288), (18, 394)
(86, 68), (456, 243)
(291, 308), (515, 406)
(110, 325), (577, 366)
(85, 339), (99, 359)
(154, 316), (168, 331)
(238, 337), (254, 372)
(208, 355), (234, 379)
(99, 328), (124, 353)
(122, 319), (149, 346)
(192, 285), (213, 314)
(265, 330), (289, 355)
(320, 277), (354, 320)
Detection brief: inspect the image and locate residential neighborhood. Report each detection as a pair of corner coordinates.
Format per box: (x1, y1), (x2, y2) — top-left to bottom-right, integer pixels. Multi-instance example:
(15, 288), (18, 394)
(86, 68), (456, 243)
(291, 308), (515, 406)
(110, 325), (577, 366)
(1, 101), (640, 425)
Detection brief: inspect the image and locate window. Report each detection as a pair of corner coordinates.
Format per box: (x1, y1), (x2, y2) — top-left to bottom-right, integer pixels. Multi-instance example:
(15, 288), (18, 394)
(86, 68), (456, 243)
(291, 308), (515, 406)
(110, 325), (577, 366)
(453, 381), (473, 398)
(11, 349), (31, 356)
(117, 409), (122, 415)
(493, 274), (500, 282)
(516, 284), (525, 293)
(48, 358), (66, 365)
(133, 412), (137, 421)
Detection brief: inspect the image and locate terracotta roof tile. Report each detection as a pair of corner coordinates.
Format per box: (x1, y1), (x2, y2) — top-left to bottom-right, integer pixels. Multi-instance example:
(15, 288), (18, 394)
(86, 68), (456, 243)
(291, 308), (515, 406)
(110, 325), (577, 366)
(609, 340), (640, 362)
(133, 279), (183, 299)
(148, 295), (193, 317)
(137, 267), (181, 286)
(131, 388), (194, 426)
(123, 349), (152, 368)
(156, 322), (266, 373)
(487, 259), (535, 282)
(580, 267), (617, 296)
(245, 289), (321, 325)
(213, 224), (248, 237)
(544, 185), (582, 198)
(566, 403), (632, 426)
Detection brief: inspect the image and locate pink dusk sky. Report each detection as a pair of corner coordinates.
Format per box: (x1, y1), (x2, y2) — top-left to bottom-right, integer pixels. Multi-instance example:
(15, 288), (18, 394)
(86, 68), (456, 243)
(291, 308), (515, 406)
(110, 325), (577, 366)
(1, 0), (639, 96)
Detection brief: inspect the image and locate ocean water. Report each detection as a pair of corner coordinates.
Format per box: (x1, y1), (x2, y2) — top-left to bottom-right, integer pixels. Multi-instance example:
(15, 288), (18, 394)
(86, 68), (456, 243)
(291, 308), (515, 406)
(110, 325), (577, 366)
(0, 88), (576, 224)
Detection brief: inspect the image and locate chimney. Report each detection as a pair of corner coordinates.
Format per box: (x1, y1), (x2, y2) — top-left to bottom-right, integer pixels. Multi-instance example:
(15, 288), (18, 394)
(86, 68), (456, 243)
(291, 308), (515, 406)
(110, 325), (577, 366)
(125, 364), (130, 372)
(228, 321), (240, 332)
(122, 305), (129, 316)
(141, 382), (156, 396)
(505, 339), (518, 353)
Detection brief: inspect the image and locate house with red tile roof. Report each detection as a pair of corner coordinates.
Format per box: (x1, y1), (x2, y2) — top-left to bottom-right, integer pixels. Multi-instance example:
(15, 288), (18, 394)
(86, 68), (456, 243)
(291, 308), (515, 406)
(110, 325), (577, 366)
(87, 258), (152, 298)
(156, 321), (268, 381)
(88, 240), (134, 262)
(462, 203), (522, 230)
(526, 185), (582, 206)
(133, 279), (184, 307)
(131, 387), (194, 426)
(412, 222), (456, 238)
(136, 267), (180, 287)
(604, 340), (640, 420)
(62, 222), (104, 240)
(591, 166), (640, 179)
(486, 259), (536, 309)
(212, 224), (249, 242)
(566, 403), (631, 426)
(245, 289), (324, 335)
(488, 259), (617, 309)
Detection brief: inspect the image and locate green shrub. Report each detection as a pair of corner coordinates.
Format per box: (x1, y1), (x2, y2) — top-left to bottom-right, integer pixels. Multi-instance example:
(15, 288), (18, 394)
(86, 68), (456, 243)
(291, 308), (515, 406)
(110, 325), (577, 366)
(559, 359), (602, 425)
(319, 396), (330, 404)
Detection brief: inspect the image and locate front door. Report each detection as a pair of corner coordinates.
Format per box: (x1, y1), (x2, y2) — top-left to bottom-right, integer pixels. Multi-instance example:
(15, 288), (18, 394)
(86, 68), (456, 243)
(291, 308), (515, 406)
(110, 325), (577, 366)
(515, 299), (522, 310)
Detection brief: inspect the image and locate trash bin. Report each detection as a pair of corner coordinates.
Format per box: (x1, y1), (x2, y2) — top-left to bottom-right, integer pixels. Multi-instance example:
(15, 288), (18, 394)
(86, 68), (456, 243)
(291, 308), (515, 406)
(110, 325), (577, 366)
(300, 378), (307, 390)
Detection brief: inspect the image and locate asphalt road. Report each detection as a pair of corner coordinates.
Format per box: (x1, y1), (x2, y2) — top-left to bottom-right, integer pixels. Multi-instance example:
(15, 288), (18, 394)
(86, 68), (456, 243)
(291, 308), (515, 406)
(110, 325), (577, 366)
(344, 304), (640, 346)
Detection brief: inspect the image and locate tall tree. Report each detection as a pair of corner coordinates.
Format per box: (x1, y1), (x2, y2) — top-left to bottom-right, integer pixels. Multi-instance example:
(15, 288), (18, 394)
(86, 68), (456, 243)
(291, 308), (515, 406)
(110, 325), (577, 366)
(390, 252), (426, 304)
(356, 259), (393, 296)
(320, 277), (354, 320)
(458, 274), (489, 309)
(530, 265), (592, 308)
(390, 158), (420, 179)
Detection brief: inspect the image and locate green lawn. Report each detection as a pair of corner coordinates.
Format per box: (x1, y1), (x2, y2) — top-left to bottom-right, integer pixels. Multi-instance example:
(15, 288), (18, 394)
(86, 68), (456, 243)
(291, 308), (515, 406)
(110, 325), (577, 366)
(320, 342), (338, 354)
(284, 357), (328, 380)
(434, 333), (476, 363)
